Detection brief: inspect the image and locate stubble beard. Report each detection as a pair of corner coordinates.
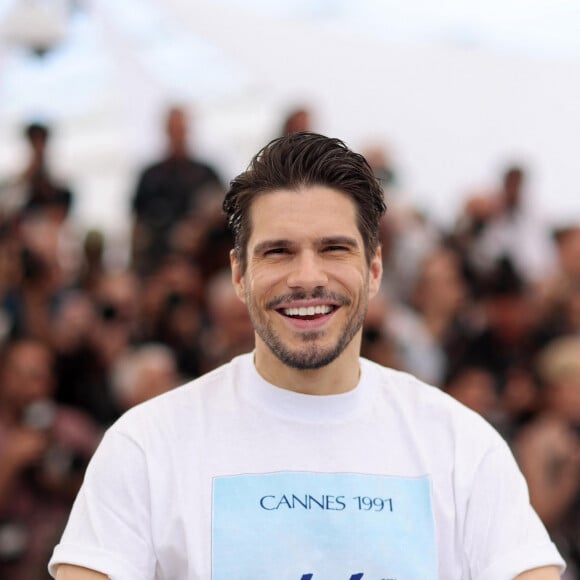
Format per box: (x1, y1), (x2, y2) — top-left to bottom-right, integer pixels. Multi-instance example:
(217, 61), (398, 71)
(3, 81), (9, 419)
(245, 285), (369, 370)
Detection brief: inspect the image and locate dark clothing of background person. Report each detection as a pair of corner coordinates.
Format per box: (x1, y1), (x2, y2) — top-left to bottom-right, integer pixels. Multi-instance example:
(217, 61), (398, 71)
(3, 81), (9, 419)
(23, 174), (73, 221)
(131, 156), (222, 274)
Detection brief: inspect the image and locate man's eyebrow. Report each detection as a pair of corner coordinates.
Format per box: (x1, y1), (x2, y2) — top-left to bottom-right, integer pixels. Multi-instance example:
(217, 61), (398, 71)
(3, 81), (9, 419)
(320, 236), (360, 248)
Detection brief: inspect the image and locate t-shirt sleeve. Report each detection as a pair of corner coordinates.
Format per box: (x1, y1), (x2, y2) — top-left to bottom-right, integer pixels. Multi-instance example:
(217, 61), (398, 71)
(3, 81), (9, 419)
(462, 437), (566, 580)
(48, 426), (156, 580)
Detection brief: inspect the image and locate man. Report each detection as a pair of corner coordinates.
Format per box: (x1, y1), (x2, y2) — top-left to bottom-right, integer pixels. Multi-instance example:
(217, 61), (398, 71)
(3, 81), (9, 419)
(51, 133), (564, 579)
(131, 106), (224, 275)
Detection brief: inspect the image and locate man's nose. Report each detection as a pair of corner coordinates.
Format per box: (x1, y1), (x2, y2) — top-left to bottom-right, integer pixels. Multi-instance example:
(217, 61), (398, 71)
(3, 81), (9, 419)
(286, 251), (328, 289)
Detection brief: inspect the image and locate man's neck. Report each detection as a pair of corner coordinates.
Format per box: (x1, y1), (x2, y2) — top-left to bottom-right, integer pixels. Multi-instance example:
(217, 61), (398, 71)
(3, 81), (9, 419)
(253, 343), (362, 396)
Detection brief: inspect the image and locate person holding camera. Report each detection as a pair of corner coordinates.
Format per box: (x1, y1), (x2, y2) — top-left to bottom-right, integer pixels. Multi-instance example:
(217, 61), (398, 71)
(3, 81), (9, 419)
(0, 339), (100, 579)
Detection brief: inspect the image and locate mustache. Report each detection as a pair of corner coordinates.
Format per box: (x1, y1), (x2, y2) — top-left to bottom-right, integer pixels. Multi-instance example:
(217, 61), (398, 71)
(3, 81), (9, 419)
(266, 288), (351, 310)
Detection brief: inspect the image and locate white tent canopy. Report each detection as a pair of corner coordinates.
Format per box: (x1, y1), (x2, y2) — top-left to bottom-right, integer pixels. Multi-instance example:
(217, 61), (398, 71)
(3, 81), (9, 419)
(1, 0), (580, 243)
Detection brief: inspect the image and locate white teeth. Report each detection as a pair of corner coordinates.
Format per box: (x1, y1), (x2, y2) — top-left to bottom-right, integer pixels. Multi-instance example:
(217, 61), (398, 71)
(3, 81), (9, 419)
(283, 305), (333, 317)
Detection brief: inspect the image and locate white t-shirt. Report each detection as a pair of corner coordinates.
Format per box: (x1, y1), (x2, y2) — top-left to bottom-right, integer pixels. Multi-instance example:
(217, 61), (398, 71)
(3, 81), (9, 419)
(49, 354), (564, 580)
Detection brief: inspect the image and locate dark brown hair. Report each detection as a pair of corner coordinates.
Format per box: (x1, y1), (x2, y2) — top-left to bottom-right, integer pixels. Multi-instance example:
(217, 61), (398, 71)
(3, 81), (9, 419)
(223, 132), (386, 272)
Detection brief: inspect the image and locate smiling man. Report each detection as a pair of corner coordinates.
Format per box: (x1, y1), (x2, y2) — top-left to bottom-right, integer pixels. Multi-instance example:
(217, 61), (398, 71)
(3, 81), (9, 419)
(51, 133), (564, 579)
(237, 184), (381, 391)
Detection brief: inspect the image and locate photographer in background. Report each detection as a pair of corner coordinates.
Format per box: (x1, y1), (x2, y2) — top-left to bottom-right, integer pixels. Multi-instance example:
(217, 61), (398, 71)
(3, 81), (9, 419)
(0, 122), (73, 227)
(514, 336), (580, 578)
(0, 339), (100, 579)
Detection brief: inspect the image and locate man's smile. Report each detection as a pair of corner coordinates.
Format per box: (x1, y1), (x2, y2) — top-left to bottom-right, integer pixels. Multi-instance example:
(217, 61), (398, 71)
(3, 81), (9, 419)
(280, 304), (336, 318)
(274, 302), (339, 330)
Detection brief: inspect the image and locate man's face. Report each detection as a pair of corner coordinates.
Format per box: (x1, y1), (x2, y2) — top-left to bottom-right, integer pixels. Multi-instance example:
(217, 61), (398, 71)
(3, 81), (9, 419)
(1, 342), (55, 409)
(231, 186), (382, 371)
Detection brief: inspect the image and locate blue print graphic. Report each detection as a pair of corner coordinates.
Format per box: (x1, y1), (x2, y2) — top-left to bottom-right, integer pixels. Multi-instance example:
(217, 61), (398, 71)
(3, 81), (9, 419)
(212, 472), (437, 579)
(301, 575), (364, 580)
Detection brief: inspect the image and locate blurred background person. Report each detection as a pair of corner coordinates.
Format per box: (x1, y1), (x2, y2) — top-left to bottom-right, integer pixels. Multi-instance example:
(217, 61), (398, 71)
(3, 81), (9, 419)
(536, 224), (580, 336)
(2, 216), (72, 343)
(368, 241), (469, 387)
(110, 343), (180, 411)
(0, 339), (100, 580)
(139, 255), (205, 380)
(362, 141), (398, 191)
(409, 245), (477, 380)
(0, 122), (73, 227)
(131, 106), (225, 276)
(278, 105), (313, 136)
(452, 257), (552, 437)
(197, 267), (255, 374)
(360, 286), (403, 371)
(443, 365), (500, 426)
(513, 335), (580, 579)
(534, 335), (580, 436)
(50, 289), (120, 428)
(49, 270), (142, 428)
(75, 229), (106, 293)
(454, 164), (557, 287)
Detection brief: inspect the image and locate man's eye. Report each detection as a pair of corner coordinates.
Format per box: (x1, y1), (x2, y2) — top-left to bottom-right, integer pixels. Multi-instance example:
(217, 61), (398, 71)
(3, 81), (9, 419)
(264, 248), (288, 256)
(325, 245), (348, 252)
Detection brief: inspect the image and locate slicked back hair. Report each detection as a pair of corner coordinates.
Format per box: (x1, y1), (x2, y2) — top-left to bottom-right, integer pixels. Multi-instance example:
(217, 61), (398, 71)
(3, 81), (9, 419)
(223, 132), (386, 273)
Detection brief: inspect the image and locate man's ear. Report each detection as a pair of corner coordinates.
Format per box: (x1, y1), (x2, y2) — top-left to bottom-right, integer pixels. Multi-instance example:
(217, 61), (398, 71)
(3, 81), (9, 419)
(230, 249), (246, 303)
(368, 246), (383, 300)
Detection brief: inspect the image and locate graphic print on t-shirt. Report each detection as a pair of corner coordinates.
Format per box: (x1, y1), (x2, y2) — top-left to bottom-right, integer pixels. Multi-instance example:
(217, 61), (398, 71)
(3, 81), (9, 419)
(212, 471), (437, 579)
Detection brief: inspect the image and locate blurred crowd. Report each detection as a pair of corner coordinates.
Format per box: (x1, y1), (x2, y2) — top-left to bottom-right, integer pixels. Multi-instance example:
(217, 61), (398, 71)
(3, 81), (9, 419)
(0, 105), (578, 579)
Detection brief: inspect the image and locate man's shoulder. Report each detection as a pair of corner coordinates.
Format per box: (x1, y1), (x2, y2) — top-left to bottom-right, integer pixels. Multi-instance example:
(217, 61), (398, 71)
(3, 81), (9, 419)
(362, 357), (443, 399)
(118, 354), (250, 420)
(362, 358), (498, 435)
(143, 155), (218, 174)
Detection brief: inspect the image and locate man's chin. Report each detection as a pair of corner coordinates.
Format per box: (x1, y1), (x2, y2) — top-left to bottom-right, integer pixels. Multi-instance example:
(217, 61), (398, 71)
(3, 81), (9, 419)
(270, 344), (341, 371)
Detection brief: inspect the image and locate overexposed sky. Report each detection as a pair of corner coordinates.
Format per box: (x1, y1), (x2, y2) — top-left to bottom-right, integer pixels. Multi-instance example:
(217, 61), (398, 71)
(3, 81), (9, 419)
(1, 0), (579, 237)
(2, 0), (580, 119)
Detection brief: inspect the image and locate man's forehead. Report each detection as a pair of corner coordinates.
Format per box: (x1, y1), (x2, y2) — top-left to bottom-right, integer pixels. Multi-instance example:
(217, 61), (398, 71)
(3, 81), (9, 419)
(248, 186), (357, 221)
(249, 192), (359, 242)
